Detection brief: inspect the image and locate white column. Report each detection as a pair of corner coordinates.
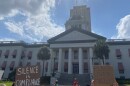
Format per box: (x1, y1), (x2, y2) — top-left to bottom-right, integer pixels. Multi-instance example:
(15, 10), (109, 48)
(89, 47), (93, 79)
(79, 48), (83, 74)
(58, 48), (62, 73)
(47, 60), (51, 76)
(68, 48), (72, 74)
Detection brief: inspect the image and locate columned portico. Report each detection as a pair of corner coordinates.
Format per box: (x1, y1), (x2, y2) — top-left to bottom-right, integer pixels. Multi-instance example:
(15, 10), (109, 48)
(68, 48), (72, 74)
(53, 47), (93, 75)
(58, 48), (62, 72)
(79, 48), (83, 74)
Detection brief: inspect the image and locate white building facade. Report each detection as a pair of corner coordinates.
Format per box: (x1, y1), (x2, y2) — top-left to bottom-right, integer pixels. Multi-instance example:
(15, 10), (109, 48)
(0, 5), (130, 80)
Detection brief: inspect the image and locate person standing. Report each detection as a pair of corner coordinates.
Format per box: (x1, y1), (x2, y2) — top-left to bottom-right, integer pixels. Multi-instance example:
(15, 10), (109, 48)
(73, 78), (79, 86)
(54, 80), (58, 86)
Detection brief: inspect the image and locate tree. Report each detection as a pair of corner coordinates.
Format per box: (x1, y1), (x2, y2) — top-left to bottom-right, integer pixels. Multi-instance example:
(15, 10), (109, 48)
(93, 40), (110, 65)
(37, 46), (50, 76)
(8, 69), (16, 81)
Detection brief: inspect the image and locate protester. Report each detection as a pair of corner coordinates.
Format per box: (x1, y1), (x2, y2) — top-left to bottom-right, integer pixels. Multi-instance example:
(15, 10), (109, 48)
(73, 78), (79, 86)
(54, 80), (58, 86)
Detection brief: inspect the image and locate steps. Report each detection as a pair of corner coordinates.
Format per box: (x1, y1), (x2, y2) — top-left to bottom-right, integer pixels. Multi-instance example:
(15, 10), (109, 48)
(57, 73), (91, 86)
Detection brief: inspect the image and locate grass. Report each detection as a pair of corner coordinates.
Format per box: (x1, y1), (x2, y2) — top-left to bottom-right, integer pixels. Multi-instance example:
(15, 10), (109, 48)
(0, 81), (13, 86)
(1, 81), (130, 86)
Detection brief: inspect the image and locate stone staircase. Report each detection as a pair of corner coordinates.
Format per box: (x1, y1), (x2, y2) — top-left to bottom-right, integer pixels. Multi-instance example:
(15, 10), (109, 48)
(57, 73), (91, 86)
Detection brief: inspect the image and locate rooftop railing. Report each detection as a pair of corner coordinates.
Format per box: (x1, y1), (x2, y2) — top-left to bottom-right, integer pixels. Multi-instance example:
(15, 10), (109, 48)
(0, 41), (47, 45)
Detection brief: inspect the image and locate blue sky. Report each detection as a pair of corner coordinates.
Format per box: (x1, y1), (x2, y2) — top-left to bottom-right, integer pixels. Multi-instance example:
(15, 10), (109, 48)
(0, 0), (130, 42)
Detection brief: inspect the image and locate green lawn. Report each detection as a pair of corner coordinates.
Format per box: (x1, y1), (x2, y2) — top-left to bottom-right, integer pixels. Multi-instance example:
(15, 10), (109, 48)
(0, 81), (13, 86)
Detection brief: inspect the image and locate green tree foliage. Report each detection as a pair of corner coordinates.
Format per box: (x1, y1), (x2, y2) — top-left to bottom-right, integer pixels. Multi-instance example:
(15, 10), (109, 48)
(37, 46), (50, 76)
(93, 40), (110, 65)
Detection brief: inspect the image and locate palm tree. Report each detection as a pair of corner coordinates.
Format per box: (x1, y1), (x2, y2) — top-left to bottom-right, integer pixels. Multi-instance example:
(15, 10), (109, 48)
(93, 40), (110, 65)
(37, 46), (50, 76)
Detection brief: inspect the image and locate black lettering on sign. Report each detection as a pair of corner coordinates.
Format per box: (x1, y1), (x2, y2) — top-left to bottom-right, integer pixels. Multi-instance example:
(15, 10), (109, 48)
(15, 65), (41, 86)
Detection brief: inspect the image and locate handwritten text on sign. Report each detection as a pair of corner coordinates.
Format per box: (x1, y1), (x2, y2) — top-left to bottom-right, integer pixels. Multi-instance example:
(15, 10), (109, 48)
(15, 65), (40, 86)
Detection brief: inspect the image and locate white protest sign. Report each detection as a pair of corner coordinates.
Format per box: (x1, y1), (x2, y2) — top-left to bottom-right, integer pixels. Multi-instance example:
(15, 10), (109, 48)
(0, 70), (4, 80)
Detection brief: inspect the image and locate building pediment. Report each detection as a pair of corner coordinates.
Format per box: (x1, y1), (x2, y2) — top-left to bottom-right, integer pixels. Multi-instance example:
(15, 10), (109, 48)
(48, 28), (106, 44)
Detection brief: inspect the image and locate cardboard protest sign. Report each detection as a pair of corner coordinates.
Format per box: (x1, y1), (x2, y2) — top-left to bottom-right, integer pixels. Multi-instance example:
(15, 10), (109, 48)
(15, 65), (41, 86)
(92, 65), (118, 86)
(0, 70), (4, 80)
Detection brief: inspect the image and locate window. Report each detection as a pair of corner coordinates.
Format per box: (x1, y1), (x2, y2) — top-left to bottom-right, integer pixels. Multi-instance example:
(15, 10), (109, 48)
(21, 50), (26, 59)
(64, 50), (68, 59)
(74, 50), (78, 59)
(1, 61), (7, 70)
(12, 49), (17, 58)
(118, 63), (124, 74)
(54, 62), (58, 71)
(128, 49), (130, 57)
(0, 50), (2, 57)
(10, 61), (15, 71)
(116, 49), (121, 59)
(19, 62), (23, 67)
(83, 50), (87, 59)
(64, 62), (68, 72)
(27, 51), (32, 60)
(84, 62), (88, 73)
(2, 68), (5, 70)
(4, 50), (9, 58)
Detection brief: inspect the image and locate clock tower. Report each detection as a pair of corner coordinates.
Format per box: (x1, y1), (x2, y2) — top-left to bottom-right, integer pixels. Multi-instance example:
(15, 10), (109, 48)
(65, 5), (91, 32)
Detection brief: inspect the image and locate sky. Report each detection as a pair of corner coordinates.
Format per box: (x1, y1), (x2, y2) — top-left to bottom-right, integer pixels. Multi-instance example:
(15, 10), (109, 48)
(0, 0), (130, 42)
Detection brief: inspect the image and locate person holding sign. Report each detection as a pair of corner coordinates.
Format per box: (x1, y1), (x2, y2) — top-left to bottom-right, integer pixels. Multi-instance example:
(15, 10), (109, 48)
(73, 78), (79, 86)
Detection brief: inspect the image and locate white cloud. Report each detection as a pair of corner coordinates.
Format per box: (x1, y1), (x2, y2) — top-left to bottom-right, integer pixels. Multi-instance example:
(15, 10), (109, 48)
(1, 0), (65, 42)
(112, 15), (130, 39)
(0, 38), (16, 41)
(5, 21), (24, 36)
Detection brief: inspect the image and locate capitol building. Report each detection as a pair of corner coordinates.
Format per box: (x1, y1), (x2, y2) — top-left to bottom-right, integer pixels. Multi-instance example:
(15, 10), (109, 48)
(0, 5), (130, 85)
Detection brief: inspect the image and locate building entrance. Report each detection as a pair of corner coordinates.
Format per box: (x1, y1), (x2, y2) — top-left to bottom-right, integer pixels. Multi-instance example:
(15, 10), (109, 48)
(73, 63), (79, 74)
